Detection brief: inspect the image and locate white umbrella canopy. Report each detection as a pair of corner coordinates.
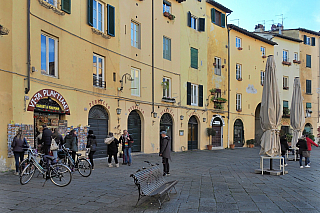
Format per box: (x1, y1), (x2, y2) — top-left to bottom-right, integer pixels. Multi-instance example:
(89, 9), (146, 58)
(259, 56), (282, 157)
(290, 77), (305, 148)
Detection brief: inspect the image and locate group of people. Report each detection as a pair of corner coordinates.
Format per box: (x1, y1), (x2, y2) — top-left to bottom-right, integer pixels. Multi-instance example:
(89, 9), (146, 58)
(280, 133), (318, 168)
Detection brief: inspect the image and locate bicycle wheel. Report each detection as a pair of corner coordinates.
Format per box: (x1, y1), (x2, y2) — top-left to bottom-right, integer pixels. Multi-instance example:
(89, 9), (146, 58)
(77, 158), (92, 177)
(19, 158), (29, 175)
(20, 163), (36, 185)
(50, 164), (72, 187)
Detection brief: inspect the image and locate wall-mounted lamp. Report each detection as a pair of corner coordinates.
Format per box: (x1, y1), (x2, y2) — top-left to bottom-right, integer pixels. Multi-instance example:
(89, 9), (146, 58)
(119, 73), (134, 91)
(116, 108), (122, 115)
(203, 118), (206, 122)
(153, 112), (157, 118)
(180, 115), (184, 120)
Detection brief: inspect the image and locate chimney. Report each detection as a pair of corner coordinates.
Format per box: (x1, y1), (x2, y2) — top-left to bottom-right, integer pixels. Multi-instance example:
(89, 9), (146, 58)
(254, 24), (265, 32)
(271, 23), (283, 34)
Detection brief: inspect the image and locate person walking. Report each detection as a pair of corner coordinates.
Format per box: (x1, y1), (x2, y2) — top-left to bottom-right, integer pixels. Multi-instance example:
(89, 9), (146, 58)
(64, 130), (78, 162)
(107, 132), (120, 168)
(305, 134), (318, 167)
(160, 131), (171, 176)
(41, 125), (52, 155)
(86, 130), (97, 170)
(51, 128), (63, 159)
(119, 130), (133, 166)
(296, 137), (309, 168)
(11, 129), (27, 175)
(280, 135), (289, 167)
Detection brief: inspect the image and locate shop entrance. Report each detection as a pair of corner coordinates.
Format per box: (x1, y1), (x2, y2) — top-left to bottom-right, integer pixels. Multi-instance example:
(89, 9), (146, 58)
(212, 117), (223, 147)
(234, 119), (244, 147)
(188, 116), (198, 150)
(128, 110), (141, 152)
(160, 113), (173, 151)
(88, 105), (109, 158)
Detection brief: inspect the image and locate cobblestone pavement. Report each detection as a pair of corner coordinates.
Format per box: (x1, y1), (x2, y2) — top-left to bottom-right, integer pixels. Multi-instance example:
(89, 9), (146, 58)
(1, 147), (320, 213)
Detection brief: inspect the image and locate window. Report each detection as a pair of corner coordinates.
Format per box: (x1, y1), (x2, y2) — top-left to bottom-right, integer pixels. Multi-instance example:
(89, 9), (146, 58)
(236, 94), (241, 111)
(283, 100), (289, 116)
(306, 80), (312, 94)
(261, 47), (266, 56)
(191, 84), (198, 106)
(92, 54), (105, 88)
(294, 52), (298, 61)
(188, 12), (205, 31)
(236, 37), (241, 48)
(92, 0), (104, 31)
(283, 76), (288, 89)
(163, 0), (171, 13)
(191, 16), (197, 30)
(283, 50), (288, 62)
(306, 103), (312, 109)
(214, 57), (221, 76)
(131, 21), (140, 48)
(236, 64), (242, 80)
(45, 0), (57, 7)
(131, 67), (140, 96)
(260, 71), (265, 86)
(163, 36), (171, 60)
(163, 77), (171, 98)
(190, 47), (198, 69)
(283, 101), (288, 109)
(107, 4), (115, 37)
(306, 54), (311, 68)
(210, 8), (225, 28)
(304, 35), (311, 45)
(41, 34), (58, 77)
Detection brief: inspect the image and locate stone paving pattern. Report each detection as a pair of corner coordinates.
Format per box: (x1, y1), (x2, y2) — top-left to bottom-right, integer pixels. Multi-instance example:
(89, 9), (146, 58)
(1, 147), (320, 213)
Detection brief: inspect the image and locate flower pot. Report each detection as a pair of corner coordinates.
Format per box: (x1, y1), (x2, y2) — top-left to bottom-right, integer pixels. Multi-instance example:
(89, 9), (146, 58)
(168, 14), (174, 20)
(249, 144), (254, 148)
(211, 92), (215, 95)
(207, 145), (213, 150)
(237, 78), (242, 81)
(230, 144), (235, 149)
(262, 56), (267, 58)
(163, 12), (170, 17)
(222, 65), (225, 68)
(237, 47), (243, 50)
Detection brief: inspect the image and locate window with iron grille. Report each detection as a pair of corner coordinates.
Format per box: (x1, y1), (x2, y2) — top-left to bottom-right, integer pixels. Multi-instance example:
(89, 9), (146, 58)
(236, 64), (242, 80)
(93, 54), (105, 88)
(214, 57), (221, 76)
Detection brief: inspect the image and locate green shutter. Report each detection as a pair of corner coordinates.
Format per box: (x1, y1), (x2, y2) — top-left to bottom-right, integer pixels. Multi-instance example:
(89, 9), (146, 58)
(61, 0), (71, 14)
(306, 55), (311, 68)
(303, 35), (307, 44)
(306, 80), (311, 94)
(312, 37), (315, 46)
(306, 103), (312, 109)
(221, 13), (225, 28)
(198, 85), (203, 107)
(88, 0), (93, 26)
(190, 48), (198, 69)
(107, 4), (115, 37)
(211, 8), (215, 23)
(187, 11), (191, 27)
(187, 82), (191, 105)
(283, 101), (288, 108)
(198, 18), (205, 32)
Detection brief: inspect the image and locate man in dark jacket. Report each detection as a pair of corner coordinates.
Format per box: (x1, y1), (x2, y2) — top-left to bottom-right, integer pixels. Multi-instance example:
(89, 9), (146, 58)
(160, 131), (171, 176)
(296, 137), (309, 168)
(41, 125), (52, 155)
(119, 130), (133, 166)
(280, 135), (289, 166)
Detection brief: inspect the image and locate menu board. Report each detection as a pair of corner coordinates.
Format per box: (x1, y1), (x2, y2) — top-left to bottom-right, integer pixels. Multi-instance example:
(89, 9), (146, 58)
(7, 124), (34, 158)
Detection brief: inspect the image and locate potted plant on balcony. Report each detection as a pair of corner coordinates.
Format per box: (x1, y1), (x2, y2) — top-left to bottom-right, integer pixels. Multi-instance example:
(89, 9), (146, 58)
(247, 139), (255, 148)
(262, 55), (267, 58)
(283, 108), (290, 118)
(237, 77), (242, 81)
(206, 127), (216, 150)
(213, 102), (224, 110)
(209, 88), (216, 95)
(237, 47), (243, 50)
(163, 12), (170, 17)
(215, 97), (227, 103)
(168, 14), (175, 20)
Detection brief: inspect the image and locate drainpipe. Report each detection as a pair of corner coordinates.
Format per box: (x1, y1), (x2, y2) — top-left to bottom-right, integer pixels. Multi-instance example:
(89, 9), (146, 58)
(151, 0), (155, 116)
(227, 14), (231, 148)
(25, 0), (31, 94)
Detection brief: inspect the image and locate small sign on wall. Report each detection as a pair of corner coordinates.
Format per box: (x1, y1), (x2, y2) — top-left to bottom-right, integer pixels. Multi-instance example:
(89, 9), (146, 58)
(179, 130), (184, 136)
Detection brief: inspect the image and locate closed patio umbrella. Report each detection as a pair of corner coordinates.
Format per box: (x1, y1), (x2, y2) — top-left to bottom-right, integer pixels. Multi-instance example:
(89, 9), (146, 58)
(259, 55), (282, 157)
(290, 77), (305, 149)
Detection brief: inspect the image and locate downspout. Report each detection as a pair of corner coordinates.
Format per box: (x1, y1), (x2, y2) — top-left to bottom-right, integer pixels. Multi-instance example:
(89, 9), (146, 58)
(25, 0), (31, 94)
(151, 0), (155, 116)
(227, 14), (231, 148)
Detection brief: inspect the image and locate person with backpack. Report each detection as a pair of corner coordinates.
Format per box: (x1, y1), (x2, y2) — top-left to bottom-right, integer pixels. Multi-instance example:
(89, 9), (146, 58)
(64, 130), (78, 161)
(41, 124), (52, 155)
(11, 129), (28, 175)
(106, 132), (120, 168)
(160, 131), (171, 176)
(86, 130), (97, 170)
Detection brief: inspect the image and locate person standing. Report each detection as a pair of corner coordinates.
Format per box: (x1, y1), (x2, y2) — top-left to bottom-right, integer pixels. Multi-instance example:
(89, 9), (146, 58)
(41, 125), (52, 155)
(64, 130), (78, 161)
(86, 130), (97, 169)
(305, 134), (318, 167)
(160, 131), (171, 176)
(52, 128), (63, 159)
(119, 130), (133, 166)
(280, 135), (289, 167)
(296, 137), (309, 168)
(11, 129), (27, 175)
(107, 132), (120, 167)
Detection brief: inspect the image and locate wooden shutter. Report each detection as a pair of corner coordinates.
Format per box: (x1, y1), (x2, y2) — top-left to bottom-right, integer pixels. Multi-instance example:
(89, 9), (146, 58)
(306, 80), (311, 94)
(198, 18), (205, 32)
(306, 103), (312, 108)
(312, 37), (315, 46)
(61, 0), (71, 14)
(107, 4), (115, 37)
(211, 8), (215, 23)
(198, 85), (203, 107)
(187, 82), (191, 105)
(303, 35), (307, 44)
(221, 13), (225, 28)
(306, 55), (311, 68)
(190, 48), (198, 69)
(187, 12), (191, 27)
(88, 0), (93, 26)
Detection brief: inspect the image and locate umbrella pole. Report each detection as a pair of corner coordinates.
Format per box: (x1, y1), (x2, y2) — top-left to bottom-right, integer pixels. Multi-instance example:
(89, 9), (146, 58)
(270, 159), (273, 170)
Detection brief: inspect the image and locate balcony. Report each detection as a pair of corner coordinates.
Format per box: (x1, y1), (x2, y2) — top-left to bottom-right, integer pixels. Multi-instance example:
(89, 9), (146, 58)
(293, 60), (301, 64)
(162, 97), (176, 103)
(282, 61), (291, 66)
(93, 76), (106, 88)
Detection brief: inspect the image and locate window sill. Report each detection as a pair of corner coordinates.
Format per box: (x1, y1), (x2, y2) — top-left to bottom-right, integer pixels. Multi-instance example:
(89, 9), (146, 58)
(282, 61), (291, 66)
(237, 78), (242, 81)
(91, 28), (110, 39)
(191, 103), (198, 106)
(93, 86), (106, 90)
(38, 0), (65, 16)
(236, 109), (242, 112)
(162, 97), (176, 103)
(306, 66), (311, 68)
(293, 60), (301, 64)
(283, 87), (289, 90)
(191, 67), (198, 69)
(306, 93), (312, 95)
(41, 72), (58, 79)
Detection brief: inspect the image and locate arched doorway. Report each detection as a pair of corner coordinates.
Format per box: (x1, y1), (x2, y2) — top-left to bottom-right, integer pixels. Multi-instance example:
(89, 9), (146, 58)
(160, 113), (173, 151)
(255, 103), (263, 145)
(128, 110), (141, 152)
(212, 117), (223, 147)
(188, 116), (198, 150)
(88, 105), (108, 158)
(234, 119), (244, 147)
(304, 123), (313, 135)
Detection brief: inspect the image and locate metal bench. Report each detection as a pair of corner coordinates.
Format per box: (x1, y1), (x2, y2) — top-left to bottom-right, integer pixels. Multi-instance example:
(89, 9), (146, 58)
(130, 165), (178, 209)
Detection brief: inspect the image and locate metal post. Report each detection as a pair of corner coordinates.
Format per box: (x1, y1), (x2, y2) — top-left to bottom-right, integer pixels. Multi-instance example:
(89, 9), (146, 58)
(151, 0), (155, 116)
(270, 159), (273, 170)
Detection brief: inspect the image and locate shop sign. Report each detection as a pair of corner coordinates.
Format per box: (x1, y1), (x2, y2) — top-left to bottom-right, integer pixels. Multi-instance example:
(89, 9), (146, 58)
(27, 89), (70, 114)
(128, 106), (145, 114)
(160, 108), (174, 117)
(89, 99), (110, 109)
(36, 104), (60, 111)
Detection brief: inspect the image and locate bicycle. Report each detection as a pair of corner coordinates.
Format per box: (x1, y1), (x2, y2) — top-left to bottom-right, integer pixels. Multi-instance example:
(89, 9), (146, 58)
(58, 145), (92, 177)
(20, 146), (72, 187)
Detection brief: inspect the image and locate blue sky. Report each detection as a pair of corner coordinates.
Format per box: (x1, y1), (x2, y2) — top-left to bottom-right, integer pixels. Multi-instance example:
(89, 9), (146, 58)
(220, 0), (320, 32)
